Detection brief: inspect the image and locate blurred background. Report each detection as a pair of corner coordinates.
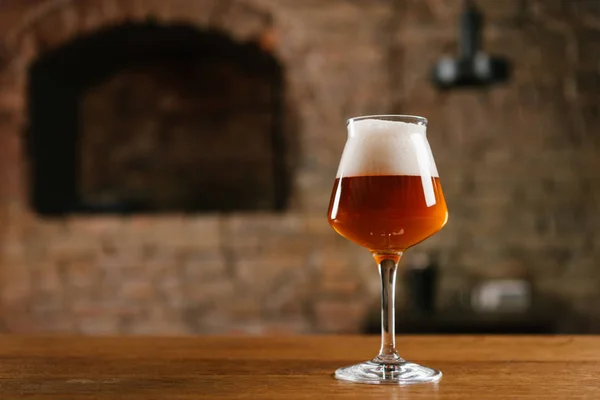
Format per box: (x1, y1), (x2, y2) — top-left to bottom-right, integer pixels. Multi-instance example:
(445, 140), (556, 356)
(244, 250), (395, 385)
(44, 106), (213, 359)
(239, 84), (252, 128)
(0, 0), (598, 335)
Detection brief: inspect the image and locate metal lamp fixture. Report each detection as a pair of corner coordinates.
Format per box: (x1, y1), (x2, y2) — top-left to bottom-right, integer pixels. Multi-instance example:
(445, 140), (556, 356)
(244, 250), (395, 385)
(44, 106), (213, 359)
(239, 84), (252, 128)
(432, 0), (510, 89)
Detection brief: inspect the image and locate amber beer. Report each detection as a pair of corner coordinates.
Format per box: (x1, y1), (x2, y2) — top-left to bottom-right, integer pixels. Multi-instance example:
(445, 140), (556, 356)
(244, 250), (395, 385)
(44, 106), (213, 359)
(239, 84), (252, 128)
(328, 175), (447, 253)
(327, 116), (447, 256)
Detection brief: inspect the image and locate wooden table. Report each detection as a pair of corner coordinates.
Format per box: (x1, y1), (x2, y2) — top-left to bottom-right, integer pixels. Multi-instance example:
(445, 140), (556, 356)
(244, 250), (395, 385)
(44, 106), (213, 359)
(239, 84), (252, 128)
(0, 336), (598, 399)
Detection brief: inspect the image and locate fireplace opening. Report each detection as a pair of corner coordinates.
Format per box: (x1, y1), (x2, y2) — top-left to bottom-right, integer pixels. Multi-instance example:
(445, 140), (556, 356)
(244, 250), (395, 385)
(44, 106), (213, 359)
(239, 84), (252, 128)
(27, 23), (287, 215)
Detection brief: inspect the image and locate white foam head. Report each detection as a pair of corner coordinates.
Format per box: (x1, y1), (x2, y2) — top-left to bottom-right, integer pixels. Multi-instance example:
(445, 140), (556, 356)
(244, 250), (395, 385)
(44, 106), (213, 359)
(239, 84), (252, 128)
(336, 118), (439, 178)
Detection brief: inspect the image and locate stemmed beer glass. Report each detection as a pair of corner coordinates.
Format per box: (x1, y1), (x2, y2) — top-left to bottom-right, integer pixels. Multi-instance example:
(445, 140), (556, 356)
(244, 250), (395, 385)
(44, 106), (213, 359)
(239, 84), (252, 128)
(327, 115), (448, 384)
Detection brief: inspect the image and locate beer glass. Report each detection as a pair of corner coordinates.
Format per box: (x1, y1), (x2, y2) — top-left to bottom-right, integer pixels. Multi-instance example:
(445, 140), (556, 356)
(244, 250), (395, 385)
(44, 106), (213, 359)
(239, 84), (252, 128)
(327, 115), (448, 384)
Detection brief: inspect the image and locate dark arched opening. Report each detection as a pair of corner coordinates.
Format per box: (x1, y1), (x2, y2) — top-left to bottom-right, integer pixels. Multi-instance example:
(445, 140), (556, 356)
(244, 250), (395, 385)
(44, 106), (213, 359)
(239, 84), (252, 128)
(27, 23), (287, 215)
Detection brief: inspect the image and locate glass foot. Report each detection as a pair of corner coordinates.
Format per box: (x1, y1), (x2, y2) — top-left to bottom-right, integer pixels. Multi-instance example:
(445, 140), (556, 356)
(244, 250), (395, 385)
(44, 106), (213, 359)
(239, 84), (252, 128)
(334, 360), (442, 385)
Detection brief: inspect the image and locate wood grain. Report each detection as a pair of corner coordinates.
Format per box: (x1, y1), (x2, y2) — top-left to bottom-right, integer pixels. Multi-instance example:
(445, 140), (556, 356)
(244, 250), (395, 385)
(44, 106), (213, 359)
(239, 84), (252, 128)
(0, 336), (598, 399)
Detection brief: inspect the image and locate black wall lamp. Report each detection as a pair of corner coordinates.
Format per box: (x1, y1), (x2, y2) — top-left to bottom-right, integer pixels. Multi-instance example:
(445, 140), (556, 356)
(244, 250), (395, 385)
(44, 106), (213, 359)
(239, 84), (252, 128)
(432, 0), (511, 89)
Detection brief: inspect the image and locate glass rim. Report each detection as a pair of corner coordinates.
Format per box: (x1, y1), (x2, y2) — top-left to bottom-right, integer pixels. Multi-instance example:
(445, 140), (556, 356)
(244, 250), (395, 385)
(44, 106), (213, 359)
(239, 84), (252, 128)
(347, 114), (427, 126)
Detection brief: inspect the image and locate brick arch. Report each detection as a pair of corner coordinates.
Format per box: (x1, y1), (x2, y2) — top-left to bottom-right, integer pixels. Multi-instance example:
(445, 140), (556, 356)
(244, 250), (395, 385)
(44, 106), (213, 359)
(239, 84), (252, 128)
(0, 0), (298, 209)
(0, 0), (280, 120)
(6, 0), (275, 63)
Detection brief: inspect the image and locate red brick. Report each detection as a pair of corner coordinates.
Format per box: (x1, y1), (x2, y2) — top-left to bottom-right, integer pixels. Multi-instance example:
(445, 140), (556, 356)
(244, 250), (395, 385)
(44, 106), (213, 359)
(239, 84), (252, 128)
(217, 0), (270, 42)
(314, 300), (369, 333)
(121, 281), (155, 302)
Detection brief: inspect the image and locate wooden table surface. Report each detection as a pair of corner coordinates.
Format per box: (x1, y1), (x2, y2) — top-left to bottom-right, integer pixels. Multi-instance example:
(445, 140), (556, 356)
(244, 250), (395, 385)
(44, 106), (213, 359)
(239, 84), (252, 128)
(0, 335), (598, 399)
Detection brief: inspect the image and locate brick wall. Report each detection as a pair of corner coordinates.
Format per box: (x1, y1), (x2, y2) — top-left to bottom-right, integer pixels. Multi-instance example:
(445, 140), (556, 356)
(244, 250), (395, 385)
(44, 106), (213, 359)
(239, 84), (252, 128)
(395, 0), (600, 330)
(0, 0), (598, 334)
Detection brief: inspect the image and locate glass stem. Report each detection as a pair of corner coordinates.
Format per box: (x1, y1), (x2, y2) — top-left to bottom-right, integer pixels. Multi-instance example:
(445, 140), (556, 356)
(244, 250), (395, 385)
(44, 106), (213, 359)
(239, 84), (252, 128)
(376, 257), (403, 363)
